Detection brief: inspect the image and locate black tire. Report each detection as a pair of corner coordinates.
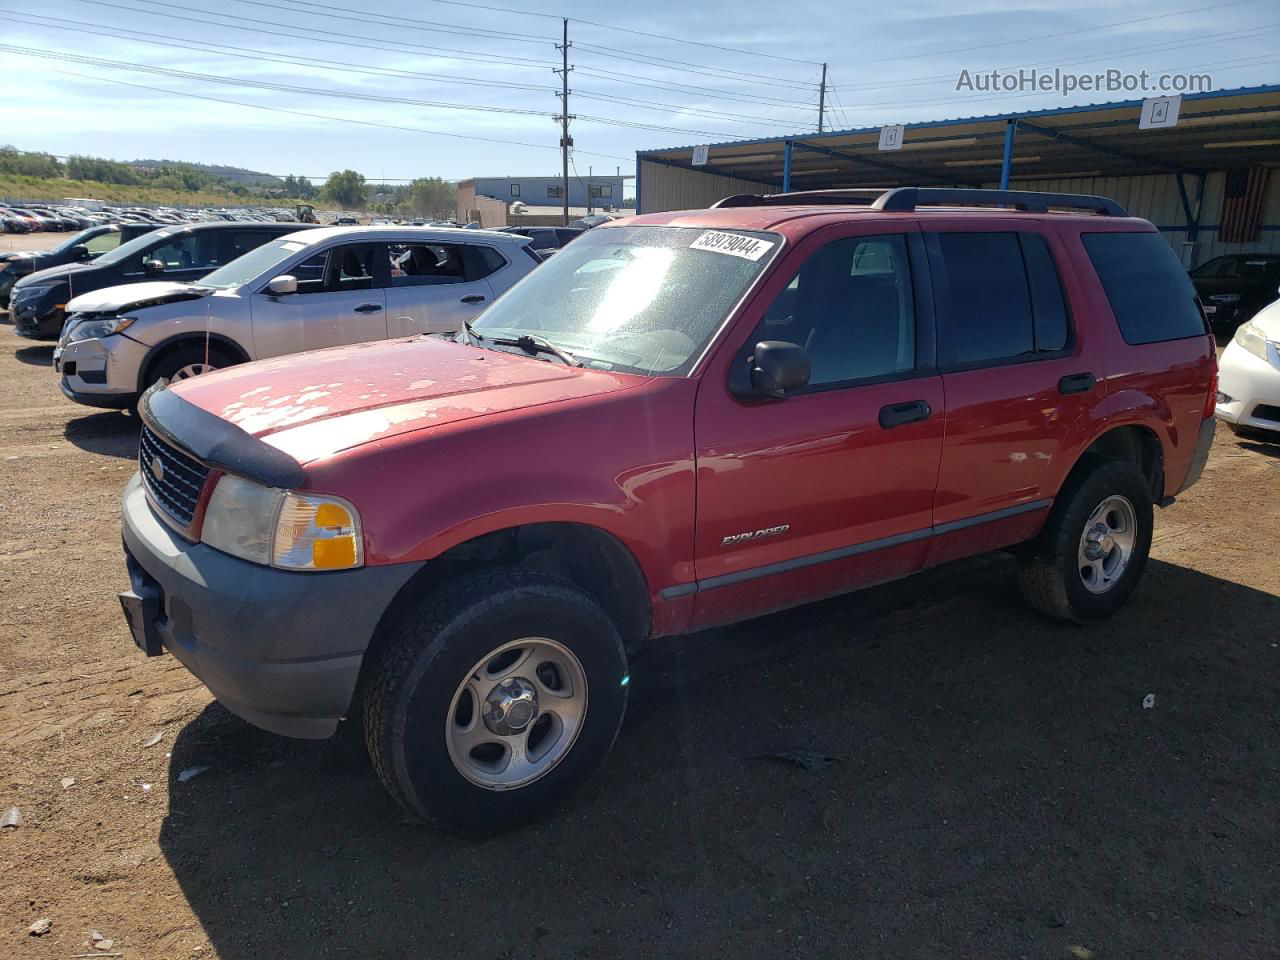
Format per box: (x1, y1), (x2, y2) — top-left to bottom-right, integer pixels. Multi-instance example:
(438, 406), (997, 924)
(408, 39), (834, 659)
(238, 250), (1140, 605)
(363, 570), (629, 835)
(143, 343), (238, 390)
(1017, 459), (1154, 623)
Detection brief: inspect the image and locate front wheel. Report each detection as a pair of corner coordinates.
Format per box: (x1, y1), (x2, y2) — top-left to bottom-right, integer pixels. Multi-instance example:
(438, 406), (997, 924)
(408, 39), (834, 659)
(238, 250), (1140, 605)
(363, 571), (629, 834)
(1018, 459), (1154, 623)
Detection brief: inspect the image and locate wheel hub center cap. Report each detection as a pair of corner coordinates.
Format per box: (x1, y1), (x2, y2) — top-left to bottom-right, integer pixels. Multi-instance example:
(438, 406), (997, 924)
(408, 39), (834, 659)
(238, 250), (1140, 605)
(1084, 524), (1115, 560)
(482, 677), (539, 735)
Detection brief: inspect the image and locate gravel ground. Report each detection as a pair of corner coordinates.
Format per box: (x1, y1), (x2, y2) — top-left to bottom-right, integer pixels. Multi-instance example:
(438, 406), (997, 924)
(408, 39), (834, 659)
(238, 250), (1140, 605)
(0, 317), (1277, 960)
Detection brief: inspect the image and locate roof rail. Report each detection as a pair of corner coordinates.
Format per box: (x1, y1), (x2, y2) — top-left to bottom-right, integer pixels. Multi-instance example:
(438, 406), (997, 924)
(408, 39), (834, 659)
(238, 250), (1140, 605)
(712, 186), (1127, 216)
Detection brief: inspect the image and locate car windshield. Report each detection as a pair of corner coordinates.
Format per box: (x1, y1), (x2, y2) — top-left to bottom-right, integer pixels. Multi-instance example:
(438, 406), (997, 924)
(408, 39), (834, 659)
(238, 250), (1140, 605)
(93, 226), (179, 266)
(470, 225), (781, 376)
(197, 237), (309, 289)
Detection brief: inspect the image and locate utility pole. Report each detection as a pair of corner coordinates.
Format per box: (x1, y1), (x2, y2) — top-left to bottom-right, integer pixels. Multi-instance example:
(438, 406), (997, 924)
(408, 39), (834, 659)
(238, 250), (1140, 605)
(817, 62), (828, 133)
(587, 165), (593, 215)
(555, 18), (573, 226)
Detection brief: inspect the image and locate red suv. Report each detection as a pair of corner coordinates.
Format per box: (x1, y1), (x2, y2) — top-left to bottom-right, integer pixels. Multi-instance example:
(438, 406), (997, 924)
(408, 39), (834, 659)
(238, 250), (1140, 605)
(119, 188), (1216, 833)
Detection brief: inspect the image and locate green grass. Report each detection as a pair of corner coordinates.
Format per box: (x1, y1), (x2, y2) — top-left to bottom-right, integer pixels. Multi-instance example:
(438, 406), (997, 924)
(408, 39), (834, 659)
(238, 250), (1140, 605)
(0, 174), (290, 208)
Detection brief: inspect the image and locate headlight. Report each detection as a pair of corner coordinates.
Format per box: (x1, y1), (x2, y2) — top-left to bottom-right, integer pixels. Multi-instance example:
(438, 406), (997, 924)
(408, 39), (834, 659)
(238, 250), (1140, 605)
(1233, 320), (1273, 363)
(67, 316), (135, 342)
(16, 283), (54, 298)
(1209, 293), (1242, 304)
(200, 474), (363, 571)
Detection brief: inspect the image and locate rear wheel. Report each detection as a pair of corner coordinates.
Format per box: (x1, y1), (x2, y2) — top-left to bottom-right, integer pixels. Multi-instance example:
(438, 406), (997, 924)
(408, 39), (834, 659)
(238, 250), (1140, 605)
(363, 571), (628, 834)
(1018, 459), (1154, 623)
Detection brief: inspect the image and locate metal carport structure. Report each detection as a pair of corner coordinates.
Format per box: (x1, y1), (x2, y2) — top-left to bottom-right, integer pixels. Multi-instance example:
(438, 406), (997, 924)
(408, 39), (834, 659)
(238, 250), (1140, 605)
(635, 85), (1280, 265)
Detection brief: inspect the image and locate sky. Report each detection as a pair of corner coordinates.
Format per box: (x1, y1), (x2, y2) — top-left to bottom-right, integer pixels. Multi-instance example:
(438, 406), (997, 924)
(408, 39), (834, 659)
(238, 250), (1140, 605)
(3, 0), (1277, 193)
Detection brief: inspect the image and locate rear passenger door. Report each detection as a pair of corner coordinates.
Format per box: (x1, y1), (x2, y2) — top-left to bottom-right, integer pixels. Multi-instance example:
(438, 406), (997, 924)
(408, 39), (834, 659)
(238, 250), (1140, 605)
(925, 225), (1102, 565)
(384, 241), (500, 336)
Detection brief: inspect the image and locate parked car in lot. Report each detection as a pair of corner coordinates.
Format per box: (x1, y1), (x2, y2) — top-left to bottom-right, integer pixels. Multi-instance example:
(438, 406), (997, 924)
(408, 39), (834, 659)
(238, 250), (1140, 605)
(10, 221), (309, 340)
(1216, 297), (1280, 439)
(496, 225), (583, 258)
(56, 226), (539, 408)
(117, 188), (1216, 834)
(0, 223), (159, 307)
(1, 209), (32, 234)
(1190, 253), (1280, 330)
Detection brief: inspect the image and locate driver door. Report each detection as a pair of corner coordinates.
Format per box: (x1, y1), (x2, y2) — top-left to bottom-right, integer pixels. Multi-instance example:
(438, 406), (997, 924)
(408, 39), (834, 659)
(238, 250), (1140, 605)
(249, 242), (389, 357)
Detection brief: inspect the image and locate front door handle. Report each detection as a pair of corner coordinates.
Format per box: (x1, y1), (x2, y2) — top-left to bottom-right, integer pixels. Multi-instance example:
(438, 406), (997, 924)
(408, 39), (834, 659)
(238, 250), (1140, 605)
(460, 294), (486, 305)
(353, 302), (383, 314)
(879, 400), (932, 429)
(1058, 372), (1096, 395)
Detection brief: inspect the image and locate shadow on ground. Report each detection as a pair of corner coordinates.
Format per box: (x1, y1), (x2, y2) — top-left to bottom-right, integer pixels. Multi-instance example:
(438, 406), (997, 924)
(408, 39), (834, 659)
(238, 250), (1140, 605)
(158, 557), (1280, 960)
(63, 411), (139, 459)
(14, 344), (54, 366)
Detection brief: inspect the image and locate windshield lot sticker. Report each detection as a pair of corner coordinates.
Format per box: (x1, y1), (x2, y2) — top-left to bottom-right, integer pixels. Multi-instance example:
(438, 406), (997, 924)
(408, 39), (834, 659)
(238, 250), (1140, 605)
(690, 231), (774, 261)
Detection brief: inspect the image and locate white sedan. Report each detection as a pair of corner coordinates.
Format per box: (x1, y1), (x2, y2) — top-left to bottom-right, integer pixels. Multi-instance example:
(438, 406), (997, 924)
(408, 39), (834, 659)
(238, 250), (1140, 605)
(1216, 297), (1280, 438)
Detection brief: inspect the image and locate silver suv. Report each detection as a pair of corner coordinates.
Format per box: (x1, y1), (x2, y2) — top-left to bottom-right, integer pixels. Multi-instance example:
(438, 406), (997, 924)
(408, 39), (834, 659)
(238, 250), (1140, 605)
(54, 226), (540, 409)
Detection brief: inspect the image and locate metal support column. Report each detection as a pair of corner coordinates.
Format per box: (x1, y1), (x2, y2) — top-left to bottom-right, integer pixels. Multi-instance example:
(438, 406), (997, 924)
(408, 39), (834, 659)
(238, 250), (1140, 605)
(782, 139), (793, 193)
(999, 120), (1017, 190)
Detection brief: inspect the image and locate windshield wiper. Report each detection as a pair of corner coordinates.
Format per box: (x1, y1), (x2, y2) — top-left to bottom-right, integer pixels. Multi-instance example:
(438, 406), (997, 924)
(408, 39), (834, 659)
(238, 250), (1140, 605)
(490, 333), (582, 367)
(454, 319), (486, 346)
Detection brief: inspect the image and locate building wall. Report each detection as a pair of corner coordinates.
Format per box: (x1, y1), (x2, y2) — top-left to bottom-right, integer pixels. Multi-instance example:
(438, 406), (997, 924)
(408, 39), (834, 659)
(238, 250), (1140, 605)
(1006, 171), (1280, 266)
(472, 176), (624, 210)
(637, 160), (777, 215)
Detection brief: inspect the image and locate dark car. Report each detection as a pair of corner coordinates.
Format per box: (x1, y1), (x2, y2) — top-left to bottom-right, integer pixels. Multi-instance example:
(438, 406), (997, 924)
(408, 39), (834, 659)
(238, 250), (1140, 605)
(1, 223), (159, 308)
(1, 209), (31, 234)
(1190, 253), (1280, 330)
(10, 221), (315, 339)
(496, 225), (583, 258)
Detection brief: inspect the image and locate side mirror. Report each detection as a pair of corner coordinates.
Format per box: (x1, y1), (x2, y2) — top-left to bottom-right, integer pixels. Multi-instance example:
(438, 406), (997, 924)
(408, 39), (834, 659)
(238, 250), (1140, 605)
(267, 274), (298, 296)
(143, 258), (165, 276)
(731, 340), (811, 399)
(71, 244), (91, 261)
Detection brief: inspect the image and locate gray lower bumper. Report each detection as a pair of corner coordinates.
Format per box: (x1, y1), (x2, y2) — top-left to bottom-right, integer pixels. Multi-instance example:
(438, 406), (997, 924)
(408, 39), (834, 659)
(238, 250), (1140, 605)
(120, 474), (422, 738)
(1177, 416), (1216, 494)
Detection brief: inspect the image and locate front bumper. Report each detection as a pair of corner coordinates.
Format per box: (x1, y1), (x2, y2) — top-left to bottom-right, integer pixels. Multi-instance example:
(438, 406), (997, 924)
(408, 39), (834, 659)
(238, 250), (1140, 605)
(55, 333), (150, 406)
(11, 290), (64, 339)
(121, 474), (423, 738)
(1216, 339), (1280, 434)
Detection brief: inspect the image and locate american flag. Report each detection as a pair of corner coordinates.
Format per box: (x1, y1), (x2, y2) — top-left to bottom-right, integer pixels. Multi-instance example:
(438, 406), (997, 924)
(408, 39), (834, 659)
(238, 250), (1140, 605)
(1219, 166), (1269, 244)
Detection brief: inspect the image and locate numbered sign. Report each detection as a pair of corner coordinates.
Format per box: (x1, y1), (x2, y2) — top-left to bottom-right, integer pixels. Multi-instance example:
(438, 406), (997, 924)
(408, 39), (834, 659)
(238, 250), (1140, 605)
(1139, 95), (1181, 130)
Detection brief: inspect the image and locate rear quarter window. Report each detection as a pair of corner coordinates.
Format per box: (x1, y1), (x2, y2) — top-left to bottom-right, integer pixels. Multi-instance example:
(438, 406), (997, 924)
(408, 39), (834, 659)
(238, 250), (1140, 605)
(1082, 232), (1207, 344)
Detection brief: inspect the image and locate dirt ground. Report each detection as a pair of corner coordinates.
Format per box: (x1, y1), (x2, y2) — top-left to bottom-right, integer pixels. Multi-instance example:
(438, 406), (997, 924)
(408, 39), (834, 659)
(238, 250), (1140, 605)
(2, 232), (66, 255)
(0, 315), (1277, 960)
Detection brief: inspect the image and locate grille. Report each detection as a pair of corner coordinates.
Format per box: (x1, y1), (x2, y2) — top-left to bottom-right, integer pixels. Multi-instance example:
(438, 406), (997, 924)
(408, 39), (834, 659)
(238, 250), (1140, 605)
(139, 425), (210, 528)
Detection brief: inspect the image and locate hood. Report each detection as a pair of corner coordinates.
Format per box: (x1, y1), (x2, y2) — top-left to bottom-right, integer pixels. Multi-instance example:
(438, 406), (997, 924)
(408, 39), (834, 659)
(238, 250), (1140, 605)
(66, 281), (210, 314)
(169, 336), (646, 464)
(15, 260), (97, 289)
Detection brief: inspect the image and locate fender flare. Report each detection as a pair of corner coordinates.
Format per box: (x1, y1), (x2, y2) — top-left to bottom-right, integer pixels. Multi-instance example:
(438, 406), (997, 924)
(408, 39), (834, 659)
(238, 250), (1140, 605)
(136, 331), (251, 393)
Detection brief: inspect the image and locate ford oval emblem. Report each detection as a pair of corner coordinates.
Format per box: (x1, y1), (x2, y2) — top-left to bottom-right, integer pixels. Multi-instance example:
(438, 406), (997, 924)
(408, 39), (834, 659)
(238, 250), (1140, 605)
(150, 455), (164, 484)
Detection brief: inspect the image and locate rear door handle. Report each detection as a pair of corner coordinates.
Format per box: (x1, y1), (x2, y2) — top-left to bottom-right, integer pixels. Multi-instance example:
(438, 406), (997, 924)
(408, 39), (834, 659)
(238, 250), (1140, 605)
(460, 295), (486, 304)
(879, 400), (932, 429)
(1058, 372), (1095, 395)
(353, 302), (383, 314)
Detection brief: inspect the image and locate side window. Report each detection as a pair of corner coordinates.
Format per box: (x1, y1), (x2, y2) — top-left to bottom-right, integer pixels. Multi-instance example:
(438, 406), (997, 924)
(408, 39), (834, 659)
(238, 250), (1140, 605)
(141, 233), (220, 272)
(289, 251), (329, 294)
(388, 243), (465, 286)
(475, 246), (507, 279)
(932, 232), (1034, 365)
(749, 234), (915, 388)
(330, 244), (376, 291)
(85, 232), (121, 255)
(1021, 233), (1069, 353)
(1082, 232), (1207, 344)
(221, 230), (271, 265)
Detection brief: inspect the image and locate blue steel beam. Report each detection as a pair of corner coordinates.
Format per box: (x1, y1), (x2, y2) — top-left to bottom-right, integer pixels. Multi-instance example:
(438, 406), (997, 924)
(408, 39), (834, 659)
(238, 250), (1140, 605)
(999, 120), (1017, 190)
(782, 140), (793, 193)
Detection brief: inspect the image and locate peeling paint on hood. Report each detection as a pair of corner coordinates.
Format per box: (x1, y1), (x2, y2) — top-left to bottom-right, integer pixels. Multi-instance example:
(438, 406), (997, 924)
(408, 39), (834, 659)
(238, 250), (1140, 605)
(169, 335), (646, 464)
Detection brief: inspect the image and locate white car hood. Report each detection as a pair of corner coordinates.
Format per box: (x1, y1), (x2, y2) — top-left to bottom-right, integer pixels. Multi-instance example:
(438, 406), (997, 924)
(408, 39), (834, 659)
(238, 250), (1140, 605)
(66, 281), (209, 314)
(1249, 299), (1280, 339)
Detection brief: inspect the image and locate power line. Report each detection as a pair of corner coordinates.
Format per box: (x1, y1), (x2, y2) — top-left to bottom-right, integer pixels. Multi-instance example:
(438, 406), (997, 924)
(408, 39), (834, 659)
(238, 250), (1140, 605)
(575, 66), (816, 109)
(834, 0), (1266, 67)
(572, 43), (815, 90)
(34, 64), (635, 162)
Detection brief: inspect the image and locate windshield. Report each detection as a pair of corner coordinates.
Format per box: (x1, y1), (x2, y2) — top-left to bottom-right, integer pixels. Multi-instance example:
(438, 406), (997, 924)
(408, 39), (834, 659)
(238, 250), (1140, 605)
(93, 226), (177, 267)
(197, 237), (308, 289)
(470, 225), (781, 376)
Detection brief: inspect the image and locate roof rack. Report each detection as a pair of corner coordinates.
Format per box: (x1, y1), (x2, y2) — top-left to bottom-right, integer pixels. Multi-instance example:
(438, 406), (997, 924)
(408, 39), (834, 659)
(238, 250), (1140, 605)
(712, 187), (1127, 217)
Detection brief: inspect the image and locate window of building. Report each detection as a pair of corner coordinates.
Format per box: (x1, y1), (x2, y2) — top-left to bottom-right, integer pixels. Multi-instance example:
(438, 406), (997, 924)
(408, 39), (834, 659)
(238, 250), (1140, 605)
(590, 185), (613, 198)
(510, 183), (521, 197)
(547, 184), (564, 199)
